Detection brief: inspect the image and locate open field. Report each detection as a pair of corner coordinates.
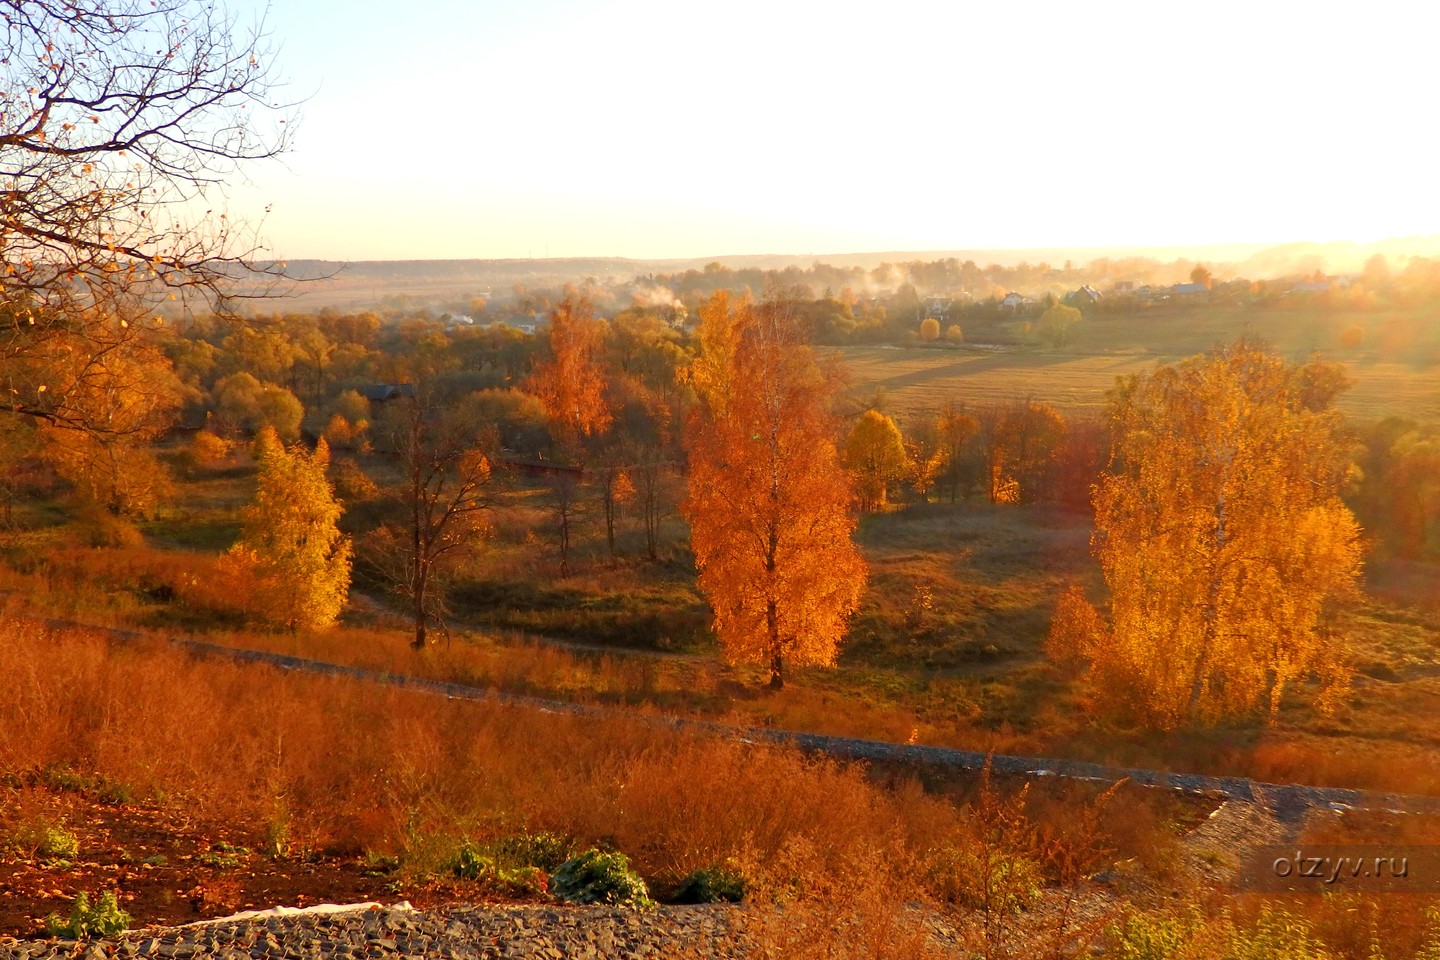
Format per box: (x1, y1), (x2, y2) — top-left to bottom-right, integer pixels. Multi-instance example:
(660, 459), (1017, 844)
(843, 305), (1440, 424)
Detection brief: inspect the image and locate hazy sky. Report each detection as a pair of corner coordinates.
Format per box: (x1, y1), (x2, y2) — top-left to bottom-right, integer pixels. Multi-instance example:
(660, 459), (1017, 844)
(224, 0), (1435, 261)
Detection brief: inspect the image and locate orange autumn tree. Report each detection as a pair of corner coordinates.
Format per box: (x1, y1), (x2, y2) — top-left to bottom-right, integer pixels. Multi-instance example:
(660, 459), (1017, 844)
(1049, 340), (1362, 728)
(843, 409), (911, 512)
(683, 292), (867, 689)
(526, 296), (613, 453)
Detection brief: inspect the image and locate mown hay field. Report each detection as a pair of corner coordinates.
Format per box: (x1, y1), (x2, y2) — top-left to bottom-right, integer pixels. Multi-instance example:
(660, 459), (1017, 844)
(841, 305), (1440, 424)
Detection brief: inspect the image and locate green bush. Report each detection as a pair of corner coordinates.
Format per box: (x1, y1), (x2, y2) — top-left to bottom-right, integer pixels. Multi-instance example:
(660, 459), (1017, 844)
(550, 849), (653, 908)
(1226, 907), (1336, 960)
(1107, 910), (1201, 960)
(45, 891), (131, 939)
(672, 864), (747, 904)
(37, 764), (132, 805)
(198, 842), (247, 869)
(488, 831), (573, 872)
(450, 843), (549, 897)
(925, 843), (1043, 913)
(13, 821), (79, 861)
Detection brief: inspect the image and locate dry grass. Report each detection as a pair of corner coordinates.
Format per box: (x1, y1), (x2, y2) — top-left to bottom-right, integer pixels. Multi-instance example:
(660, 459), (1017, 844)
(841, 305), (1440, 425)
(1, 615), (1197, 956)
(0, 616), (950, 884)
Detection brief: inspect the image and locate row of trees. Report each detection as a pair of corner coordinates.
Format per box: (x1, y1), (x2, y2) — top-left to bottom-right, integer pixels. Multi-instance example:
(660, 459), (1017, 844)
(841, 398), (1104, 513)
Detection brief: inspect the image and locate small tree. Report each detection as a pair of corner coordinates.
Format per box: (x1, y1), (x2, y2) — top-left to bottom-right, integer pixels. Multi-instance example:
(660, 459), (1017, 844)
(935, 400), (979, 503)
(545, 470), (587, 578)
(1037, 304), (1081, 348)
(843, 410), (911, 512)
(526, 296), (612, 454)
(919, 317), (941, 341)
(369, 393), (494, 649)
(595, 457), (637, 557)
(634, 456), (674, 561)
(233, 429), (352, 631)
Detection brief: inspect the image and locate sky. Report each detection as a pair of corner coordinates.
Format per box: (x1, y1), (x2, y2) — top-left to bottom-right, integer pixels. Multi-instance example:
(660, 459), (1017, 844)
(223, 0), (1437, 262)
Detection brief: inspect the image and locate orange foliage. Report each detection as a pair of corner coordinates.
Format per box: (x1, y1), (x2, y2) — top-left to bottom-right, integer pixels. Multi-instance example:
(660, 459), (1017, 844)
(1076, 340), (1362, 728)
(524, 296), (612, 452)
(682, 293), (867, 688)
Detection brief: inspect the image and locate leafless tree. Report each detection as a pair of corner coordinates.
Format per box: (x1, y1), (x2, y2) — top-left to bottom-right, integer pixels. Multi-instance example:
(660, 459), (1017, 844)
(368, 392), (495, 649)
(2, 0), (296, 431)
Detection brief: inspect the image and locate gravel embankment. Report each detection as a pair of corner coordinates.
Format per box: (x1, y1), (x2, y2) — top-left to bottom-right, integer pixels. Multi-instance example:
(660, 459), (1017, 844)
(0, 903), (745, 960)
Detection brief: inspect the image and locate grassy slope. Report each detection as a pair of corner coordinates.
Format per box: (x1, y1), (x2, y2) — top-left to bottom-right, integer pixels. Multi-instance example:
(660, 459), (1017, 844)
(1, 301), (1437, 796)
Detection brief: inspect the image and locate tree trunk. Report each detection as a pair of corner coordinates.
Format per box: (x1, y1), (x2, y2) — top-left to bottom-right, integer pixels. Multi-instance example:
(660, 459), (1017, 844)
(767, 599), (783, 689)
(604, 492), (616, 557)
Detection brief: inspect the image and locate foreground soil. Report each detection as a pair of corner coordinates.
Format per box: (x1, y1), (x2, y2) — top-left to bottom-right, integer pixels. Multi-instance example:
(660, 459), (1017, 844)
(0, 780), (498, 938)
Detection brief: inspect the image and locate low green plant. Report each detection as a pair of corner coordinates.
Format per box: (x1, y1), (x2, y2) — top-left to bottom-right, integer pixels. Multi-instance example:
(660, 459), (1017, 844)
(44, 891), (131, 939)
(550, 849), (653, 908)
(13, 821), (79, 861)
(198, 841), (246, 869)
(672, 864), (747, 904)
(363, 850), (400, 876)
(926, 843), (1043, 913)
(449, 843), (548, 897)
(488, 831), (573, 872)
(1227, 907), (1336, 960)
(37, 764), (132, 805)
(1107, 910), (1202, 960)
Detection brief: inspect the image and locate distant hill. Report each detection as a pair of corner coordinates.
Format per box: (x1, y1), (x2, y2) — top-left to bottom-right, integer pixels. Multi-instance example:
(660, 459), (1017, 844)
(255, 236), (1440, 312)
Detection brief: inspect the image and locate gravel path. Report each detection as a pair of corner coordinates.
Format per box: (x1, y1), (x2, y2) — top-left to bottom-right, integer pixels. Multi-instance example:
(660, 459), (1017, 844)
(0, 903), (744, 960)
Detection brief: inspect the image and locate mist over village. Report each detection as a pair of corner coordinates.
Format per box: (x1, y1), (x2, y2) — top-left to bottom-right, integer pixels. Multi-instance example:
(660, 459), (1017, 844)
(2, 1), (1439, 958)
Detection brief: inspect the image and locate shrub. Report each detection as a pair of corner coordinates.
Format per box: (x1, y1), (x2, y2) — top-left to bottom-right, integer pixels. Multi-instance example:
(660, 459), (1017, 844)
(925, 842), (1042, 913)
(672, 864), (747, 903)
(550, 849), (652, 907)
(488, 831), (573, 872)
(1107, 910), (1201, 960)
(13, 821), (79, 861)
(449, 843), (548, 897)
(190, 430), (234, 467)
(38, 764), (132, 805)
(331, 457), (379, 502)
(44, 891), (131, 939)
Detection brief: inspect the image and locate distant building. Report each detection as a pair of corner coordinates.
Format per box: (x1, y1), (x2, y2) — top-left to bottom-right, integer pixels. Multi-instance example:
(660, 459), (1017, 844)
(1065, 285), (1103, 308)
(357, 383), (417, 404)
(1170, 283), (1208, 297)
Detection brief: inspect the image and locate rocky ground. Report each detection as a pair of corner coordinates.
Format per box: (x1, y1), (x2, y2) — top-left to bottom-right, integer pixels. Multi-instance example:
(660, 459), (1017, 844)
(0, 796), (1332, 960)
(0, 902), (746, 960)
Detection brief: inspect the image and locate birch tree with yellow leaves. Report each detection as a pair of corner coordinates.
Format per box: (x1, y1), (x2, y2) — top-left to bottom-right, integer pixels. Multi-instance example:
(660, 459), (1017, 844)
(1049, 340), (1362, 728)
(683, 292), (867, 689)
(232, 428), (353, 631)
